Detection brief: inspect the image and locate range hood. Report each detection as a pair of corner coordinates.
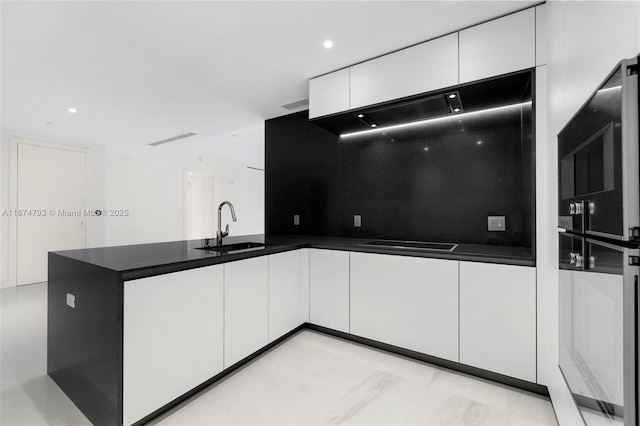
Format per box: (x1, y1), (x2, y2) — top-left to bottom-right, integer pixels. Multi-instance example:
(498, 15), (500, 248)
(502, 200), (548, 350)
(311, 70), (533, 136)
(357, 91), (462, 128)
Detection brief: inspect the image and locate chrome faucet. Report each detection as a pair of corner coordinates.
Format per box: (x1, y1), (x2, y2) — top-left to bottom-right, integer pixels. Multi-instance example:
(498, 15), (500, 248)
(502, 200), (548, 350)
(216, 201), (237, 246)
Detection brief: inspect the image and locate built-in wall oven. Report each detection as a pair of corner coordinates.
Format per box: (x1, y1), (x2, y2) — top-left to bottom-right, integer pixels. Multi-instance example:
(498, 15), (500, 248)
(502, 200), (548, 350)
(558, 56), (639, 426)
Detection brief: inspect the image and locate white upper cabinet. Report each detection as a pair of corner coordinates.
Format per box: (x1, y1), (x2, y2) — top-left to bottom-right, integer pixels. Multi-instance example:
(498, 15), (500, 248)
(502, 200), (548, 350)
(349, 33), (459, 109)
(459, 261), (536, 382)
(459, 8), (536, 83)
(308, 68), (350, 119)
(309, 8), (539, 117)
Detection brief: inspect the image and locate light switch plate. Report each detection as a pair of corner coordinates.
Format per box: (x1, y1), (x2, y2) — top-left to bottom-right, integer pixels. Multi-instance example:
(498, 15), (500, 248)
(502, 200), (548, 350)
(488, 216), (506, 232)
(66, 293), (76, 308)
(354, 215), (362, 227)
(293, 214), (300, 226)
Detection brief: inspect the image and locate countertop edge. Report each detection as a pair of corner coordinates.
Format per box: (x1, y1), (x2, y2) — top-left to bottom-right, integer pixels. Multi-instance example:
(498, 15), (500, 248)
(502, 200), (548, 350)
(115, 241), (534, 281)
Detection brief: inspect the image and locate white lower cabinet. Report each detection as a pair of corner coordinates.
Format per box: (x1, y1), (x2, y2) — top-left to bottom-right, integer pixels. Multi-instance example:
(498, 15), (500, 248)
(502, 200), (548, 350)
(309, 249), (350, 333)
(350, 252), (459, 362)
(459, 261), (536, 382)
(268, 250), (305, 342)
(224, 256), (269, 368)
(123, 265), (224, 426)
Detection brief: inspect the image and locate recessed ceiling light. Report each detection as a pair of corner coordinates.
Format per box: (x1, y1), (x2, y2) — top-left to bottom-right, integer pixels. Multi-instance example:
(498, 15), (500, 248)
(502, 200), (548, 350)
(370, 124), (377, 128)
(323, 40), (333, 49)
(68, 107), (77, 113)
(357, 113), (364, 118)
(448, 94), (457, 99)
(424, 147), (429, 151)
(477, 140), (483, 145)
(453, 108), (461, 113)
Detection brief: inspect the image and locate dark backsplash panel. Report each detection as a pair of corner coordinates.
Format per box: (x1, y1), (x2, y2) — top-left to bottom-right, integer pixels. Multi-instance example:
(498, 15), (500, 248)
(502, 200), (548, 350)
(265, 110), (342, 236)
(266, 95), (535, 249)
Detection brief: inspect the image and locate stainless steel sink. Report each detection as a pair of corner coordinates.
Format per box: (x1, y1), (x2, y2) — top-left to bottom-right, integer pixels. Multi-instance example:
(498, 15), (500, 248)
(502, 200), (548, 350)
(195, 242), (266, 253)
(359, 239), (458, 252)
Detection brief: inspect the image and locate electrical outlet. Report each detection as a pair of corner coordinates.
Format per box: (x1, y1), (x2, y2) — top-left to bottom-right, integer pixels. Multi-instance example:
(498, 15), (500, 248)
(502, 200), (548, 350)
(354, 215), (362, 227)
(66, 293), (76, 308)
(488, 216), (506, 232)
(293, 214), (300, 226)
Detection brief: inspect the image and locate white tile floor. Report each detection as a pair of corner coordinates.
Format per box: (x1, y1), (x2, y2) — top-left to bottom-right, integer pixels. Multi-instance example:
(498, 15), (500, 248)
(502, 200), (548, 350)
(1, 282), (558, 426)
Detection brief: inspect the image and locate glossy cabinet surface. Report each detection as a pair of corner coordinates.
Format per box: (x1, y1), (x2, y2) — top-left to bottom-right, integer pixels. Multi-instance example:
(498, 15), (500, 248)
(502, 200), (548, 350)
(349, 33), (458, 109)
(459, 261), (536, 382)
(224, 256), (269, 368)
(123, 265), (224, 426)
(459, 8), (535, 83)
(350, 252), (459, 362)
(309, 68), (350, 119)
(268, 250), (304, 342)
(309, 249), (350, 333)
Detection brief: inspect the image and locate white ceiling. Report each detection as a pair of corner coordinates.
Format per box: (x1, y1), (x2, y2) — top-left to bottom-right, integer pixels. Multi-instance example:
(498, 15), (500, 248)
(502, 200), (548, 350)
(1, 1), (541, 153)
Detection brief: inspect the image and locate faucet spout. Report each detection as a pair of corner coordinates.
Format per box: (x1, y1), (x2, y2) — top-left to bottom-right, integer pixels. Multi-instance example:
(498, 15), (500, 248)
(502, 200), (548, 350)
(217, 201), (237, 246)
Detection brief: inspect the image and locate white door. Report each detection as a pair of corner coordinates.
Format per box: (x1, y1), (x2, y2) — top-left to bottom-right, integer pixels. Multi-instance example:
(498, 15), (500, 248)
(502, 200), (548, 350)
(183, 170), (215, 240)
(17, 143), (87, 285)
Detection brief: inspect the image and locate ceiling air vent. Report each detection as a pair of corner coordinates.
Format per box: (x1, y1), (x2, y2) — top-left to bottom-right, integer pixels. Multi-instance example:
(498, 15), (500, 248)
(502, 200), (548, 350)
(148, 132), (197, 147)
(281, 98), (309, 110)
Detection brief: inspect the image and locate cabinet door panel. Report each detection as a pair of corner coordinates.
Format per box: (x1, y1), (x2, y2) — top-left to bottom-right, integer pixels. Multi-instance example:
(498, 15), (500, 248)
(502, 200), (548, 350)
(309, 69), (350, 118)
(350, 252), (459, 362)
(123, 266), (224, 426)
(300, 248), (310, 323)
(309, 249), (350, 333)
(350, 33), (459, 109)
(268, 250), (303, 342)
(224, 257), (269, 368)
(459, 8), (535, 83)
(459, 261), (536, 382)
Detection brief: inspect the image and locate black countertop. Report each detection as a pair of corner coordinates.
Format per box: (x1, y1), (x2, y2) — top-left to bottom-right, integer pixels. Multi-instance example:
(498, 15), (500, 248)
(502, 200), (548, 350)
(51, 234), (534, 280)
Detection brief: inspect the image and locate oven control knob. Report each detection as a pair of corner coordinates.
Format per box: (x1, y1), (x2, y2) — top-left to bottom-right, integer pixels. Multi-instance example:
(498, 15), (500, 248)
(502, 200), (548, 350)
(569, 252), (577, 264)
(575, 202), (583, 215)
(569, 203), (576, 215)
(588, 201), (595, 215)
(575, 254), (583, 268)
(589, 256), (595, 269)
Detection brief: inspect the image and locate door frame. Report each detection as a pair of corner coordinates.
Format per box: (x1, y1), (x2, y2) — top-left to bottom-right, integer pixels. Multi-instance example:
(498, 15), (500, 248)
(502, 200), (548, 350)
(9, 137), (90, 286)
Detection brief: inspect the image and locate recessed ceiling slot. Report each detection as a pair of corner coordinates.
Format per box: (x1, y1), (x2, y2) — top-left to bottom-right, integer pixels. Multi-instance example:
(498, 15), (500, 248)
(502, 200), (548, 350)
(148, 132), (197, 146)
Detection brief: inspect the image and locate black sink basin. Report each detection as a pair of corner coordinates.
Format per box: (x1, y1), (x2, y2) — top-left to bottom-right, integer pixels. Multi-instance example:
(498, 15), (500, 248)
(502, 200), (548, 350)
(359, 240), (458, 252)
(195, 242), (266, 253)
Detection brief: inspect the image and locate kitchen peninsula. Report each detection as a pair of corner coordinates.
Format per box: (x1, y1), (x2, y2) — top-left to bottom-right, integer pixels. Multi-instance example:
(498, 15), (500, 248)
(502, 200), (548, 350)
(48, 234), (537, 426)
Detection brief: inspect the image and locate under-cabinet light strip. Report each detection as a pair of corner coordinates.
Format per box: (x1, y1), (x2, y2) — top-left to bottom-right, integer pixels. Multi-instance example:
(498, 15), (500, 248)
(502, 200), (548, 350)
(339, 101), (532, 139)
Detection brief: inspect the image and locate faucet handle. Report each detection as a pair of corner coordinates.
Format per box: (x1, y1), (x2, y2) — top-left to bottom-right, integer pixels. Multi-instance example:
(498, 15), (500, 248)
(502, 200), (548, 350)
(223, 224), (229, 237)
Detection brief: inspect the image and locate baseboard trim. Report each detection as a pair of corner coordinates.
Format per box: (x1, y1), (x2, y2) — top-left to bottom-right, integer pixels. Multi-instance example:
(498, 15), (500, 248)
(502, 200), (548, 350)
(306, 323), (549, 397)
(136, 322), (549, 425)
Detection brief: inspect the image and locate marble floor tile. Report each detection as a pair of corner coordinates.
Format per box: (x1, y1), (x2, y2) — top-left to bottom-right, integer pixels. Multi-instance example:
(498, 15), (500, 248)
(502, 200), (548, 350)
(154, 331), (558, 426)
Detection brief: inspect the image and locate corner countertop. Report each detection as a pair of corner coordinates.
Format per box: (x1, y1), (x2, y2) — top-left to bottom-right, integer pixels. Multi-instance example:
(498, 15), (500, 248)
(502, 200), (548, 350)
(51, 234), (534, 280)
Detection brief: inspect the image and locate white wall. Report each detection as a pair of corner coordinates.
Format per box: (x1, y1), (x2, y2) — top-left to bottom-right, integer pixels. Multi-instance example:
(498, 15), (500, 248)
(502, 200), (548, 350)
(0, 125), (265, 287)
(542, 1), (640, 424)
(103, 146), (264, 247)
(0, 129), (107, 288)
